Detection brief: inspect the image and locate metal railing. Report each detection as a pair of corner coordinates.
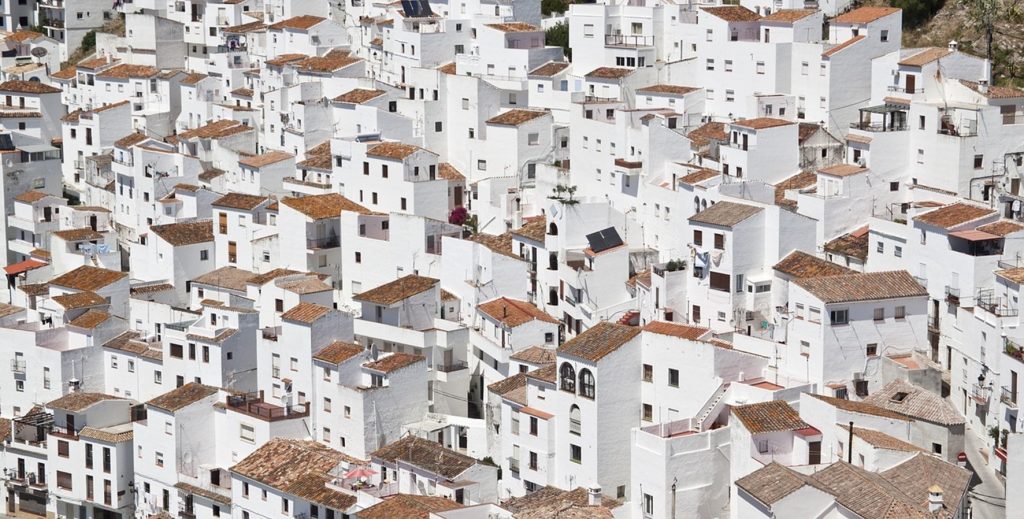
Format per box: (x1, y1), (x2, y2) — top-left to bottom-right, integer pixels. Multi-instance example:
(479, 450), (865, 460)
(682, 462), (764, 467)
(887, 85), (924, 94)
(435, 361), (468, 373)
(307, 235), (340, 249)
(507, 457), (519, 473)
(850, 122), (908, 132)
(11, 359), (25, 373)
(1001, 386), (1018, 408)
(605, 34), (654, 47)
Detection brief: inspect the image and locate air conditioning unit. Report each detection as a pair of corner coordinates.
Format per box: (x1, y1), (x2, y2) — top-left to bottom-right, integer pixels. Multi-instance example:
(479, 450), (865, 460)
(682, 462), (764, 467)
(852, 371), (864, 381)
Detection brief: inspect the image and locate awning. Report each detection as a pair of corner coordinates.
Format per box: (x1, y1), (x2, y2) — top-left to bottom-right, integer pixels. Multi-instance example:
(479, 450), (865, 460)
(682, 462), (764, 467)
(4, 258), (46, 275)
(949, 229), (1001, 241)
(16, 143), (57, 153)
(860, 103), (906, 114)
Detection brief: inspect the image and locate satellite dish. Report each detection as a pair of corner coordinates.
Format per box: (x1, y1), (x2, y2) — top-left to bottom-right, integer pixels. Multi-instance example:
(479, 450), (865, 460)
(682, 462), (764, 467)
(30, 47), (47, 58)
(5, 159), (12, 168)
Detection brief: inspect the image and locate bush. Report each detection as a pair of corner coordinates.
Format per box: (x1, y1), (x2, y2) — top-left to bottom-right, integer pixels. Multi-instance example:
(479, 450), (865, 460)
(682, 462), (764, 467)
(545, 21), (570, 60)
(542, 0), (568, 15)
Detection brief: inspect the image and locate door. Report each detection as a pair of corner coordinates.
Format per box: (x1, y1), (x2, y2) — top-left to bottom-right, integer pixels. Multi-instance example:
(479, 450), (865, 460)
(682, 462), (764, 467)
(7, 490), (13, 513)
(454, 186), (463, 206)
(905, 74), (916, 93)
(741, 134), (749, 151)
(89, 215), (97, 231)
(65, 415), (74, 434)
(1013, 371), (1019, 405)
(808, 441), (821, 465)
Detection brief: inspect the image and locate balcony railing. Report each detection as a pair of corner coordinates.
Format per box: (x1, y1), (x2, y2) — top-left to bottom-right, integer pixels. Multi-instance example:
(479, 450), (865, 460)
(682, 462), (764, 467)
(978, 289), (1018, 317)
(945, 286), (960, 305)
(507, 457), (520, 473)
(1001, 386), (1018, 408)
(225, 393), (309, 421)
(971, 383), (991, 404)
(605, 34), (654, 47)
(11, 359), (25, 373)
(850, 122), (908, 132)
(307, 235), (340, 249)
(435, 361), (468, 373)
(887, 85), (923, 94)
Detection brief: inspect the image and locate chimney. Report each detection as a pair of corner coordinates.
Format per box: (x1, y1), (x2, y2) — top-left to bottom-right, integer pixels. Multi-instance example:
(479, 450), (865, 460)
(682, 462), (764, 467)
(927, 485), (944, 512)
(105, 53), (112, 64)
(979, 79), (989, 95)
(948, 40), (958, 52)
(587, 487), (601, 506)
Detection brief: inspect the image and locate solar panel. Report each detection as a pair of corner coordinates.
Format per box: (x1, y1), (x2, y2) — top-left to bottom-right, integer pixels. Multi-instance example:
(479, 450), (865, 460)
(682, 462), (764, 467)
(586, 227), (623, 254)
(401, 0), (433, 17)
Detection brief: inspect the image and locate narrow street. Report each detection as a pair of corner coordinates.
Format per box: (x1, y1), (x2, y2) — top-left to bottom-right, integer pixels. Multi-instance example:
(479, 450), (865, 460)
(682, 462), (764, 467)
(964, 425), (1006, 519)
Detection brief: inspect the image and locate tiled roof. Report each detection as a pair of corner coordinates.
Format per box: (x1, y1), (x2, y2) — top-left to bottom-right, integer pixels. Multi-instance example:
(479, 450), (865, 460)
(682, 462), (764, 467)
(735, 462), (808, 505)
(114, 131), (148, 149)
(150, 220), (214, 246)
(558, 322), (640, 362)
(688, 121), (728, 147)
(191, 266), (256, 292)
(899, 47), (952, 67)
(437, 62), (457, 75)
(526, 363), (556, 384)
(96, 63), (161, 79)
(688, 201), (762, 227)
(180, 72), (208, 85)
(794, 270), (927, 303)
(468, 231), (518, 258)
(47, 392), (122, 412)
(354, 274), (438, 305)
(977, 220), (1024, 236)
(268, 15), (326, 30)
(14, 190), (52, 203)
(51, 66), (78, 80)
(230, 438), (359, 509)
(281, 193), (367, 219)
(773, 250), (853, 278)
(485, 22), (540, 32)
(915, 202), (996, 229)
(278, 276), (331, 294)
(231, 87), (254, 97)
(959, 80), (1024, 99)
(486, 109), (549, 126)
(6, 30), (43, 42)
(762, 8), (817, 23)
(174, 482), (231, 505)
(996, 267), (1024, 284)
(863, 380), (965, 425)
(212, 193), (269, 211)
(50, 266), (127, 291)
(147, 383), (219, 412)
(511, 216), (546, 242)
(333, 88), (386, 104)
(833, 6), (901, 23)
(702, 5), (761, 21)
(510, 346), (557, 365)
(130, 283), (173, 295)
(312, 341), (364, 364)
(731, 400), (809, 433)
(358, 493), (463, 519)
(177, 119), (252, 140)
(52, 228), (103, 242)
(223, 21), (267, 33)
(281, 302), (331, 323)
(366, 141), (424, 159)
(810, 461), (928, 519)
(733, 117), (794, 130)
(239, 150), (293, 168)
(642, 321), (711, 340)
(818, 164), (867, 177)
(478, 297), (558, 327)
(678, 167), (719, 185)
(637, 84), (699, 95)
(52, 291), (106, 310)
(437, 162), (464, 181)
(0, 303), (25, 318)
(585, 67), (634, 79)
(838, 424), (923, 452)
(79, 425), (133, 443)
(823, 35), (866, 57)
(774, 170), (817, 208)
(488, 372), (529, 404)
(0, 80), (61, 94)
(247, 268), (301, 285)
(824, 227), (869, 260)
(295, 50), (361, 73)
(529, 61), (569, 77)
(809, 394), (909, 420)
(265, 53), (307, 67)
(68, 310), (110, 329)
(371, 435), (476, 478)
(77, 56), (119, 69)
(879, 453), (972, 514)
(502, 487), (621, 517)
(363, 352), (424, 373)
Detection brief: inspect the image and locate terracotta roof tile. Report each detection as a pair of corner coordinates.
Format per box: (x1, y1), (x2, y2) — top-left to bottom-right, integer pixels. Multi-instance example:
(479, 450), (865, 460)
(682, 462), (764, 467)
(247, 268), (301, 285)
(366, 141), (425, 159)
(642, 321), (712, 340)
(762, 8), (817, 22)
(437, 162), (464, 181)
(773, 250), (854, 278)
(52, 291), (106, 310)
(358, 493), (463, 519)
(585, 67), (634, 79)
(702, 5), (761, 21)
(529, 61), (569, 77)
(736, 462), (808, 505)
(281, 193), (368, 219)
(795, 270), (926, 303)
(509, 346), (557, 366)
(96, 64), (160, 79)
(268, 15), (326, 31)
(437, 62), (457, 75)
(295, 50), (361, 73)
(503, 487), (621, 516)
(79, 425), (133, 443)
(355, 275), (437, 305)
(558, 322), (640, 362)
(838, 424), (923, 452)
(819, 164), (868, 177)
(959, 80), (1024, 99)
(191, 266), (256, 292)
(687, 121), (727, 147)
(486, 109), (549, 126)
(48, 392), (122, 412)
(733, 117), (794, 130)
(265, 53), (307, 67)
(150, 220), (214, 246)
(0, 80), (60, 94)
(774, 170), (817, 208)
(212, 193), (269, 211)
(6, 30), (43, 42)
(67, 309), (110, 329)
(52, 228), (103, 242)
(277, 276), (331, 294)
(824, 228), (869, 260)
(488, 372), (530, 403)
(239, 150), (293, 168)
(637, 84), (699, 95)
(914, 202), (995, 229)
(478, 297), (557, 327)
(898, 47), (952, 67)
(280, 302), (331, 323)
(223, 21), (267, 33)
(371, 435), (475, 478)
(50, 266), (126, 291)
(313, 341), (364, 364)
(863, 380), (965, 425)
(809, 394), (909, 420)
(688, 201), (762, 227)
(147, 383), (219, 412)
(823, 35), (865, 57)
(231, 438), (360, 509)
(511, 217), (546, 242)
(833, 6), (900, 24)
(526, 363), (556, 384)
(977, 220), (1024, 236)
(51, 66), (77, 80)
(114, 131), (148, 149)
(177, 119), (253, 140)
(333, 88), (386, 104)
(363, 352), (424, 373)
(732, 400), (809, 433)
(14, 190), (52, 203)
(485, 22), (540, 32)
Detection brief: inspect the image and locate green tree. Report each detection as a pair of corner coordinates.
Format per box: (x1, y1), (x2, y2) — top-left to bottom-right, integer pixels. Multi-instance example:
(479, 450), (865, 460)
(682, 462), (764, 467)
(545, 21), (570, 60)
(542, 0), (568, 16)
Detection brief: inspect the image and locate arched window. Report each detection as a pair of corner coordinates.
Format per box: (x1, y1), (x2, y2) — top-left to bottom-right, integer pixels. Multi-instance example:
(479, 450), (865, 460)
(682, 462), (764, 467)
(548, 222), (558, 236)
(559, 362), (576, 392)
(579, 369), (595, 399)
(693, 196), (700, 213)
(701, 199), (708, 210)
(569, 405), (581, 435)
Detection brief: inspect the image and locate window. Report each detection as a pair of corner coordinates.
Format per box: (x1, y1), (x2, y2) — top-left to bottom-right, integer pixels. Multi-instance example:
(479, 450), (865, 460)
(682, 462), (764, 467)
(668, 368), (679, 387)
(57, 471), (72, 490)
(866, 343), (878, 356)
(559, 363), (576, 392)
(642, 403), (653, 421)
(714, 233), (724, 249)
(324, 398), (332, 413)
(809, 307), (822, 323)
(709, 272), (730, 292)
(530, 416), (538, 436)
(706, 59), (714, 71)
(477, 160), (486, 171)
(58, 440), (69, 457)
(240, 424), (255, 443)
(974, 154), (984, 169)
(569, 405), (581, 435)
(874, 308), (884, 321)
(461, 98), (469, 110)
(693, 230), (703, 246)
(895, 306), (906, 319)
(724, 59), (733, 72)
(756, 61), (765, 74)
(528, 133), (539, 146)
(578, 369), (595, 399)
(895, 246), (903, 257)
(643, 493), (654, 516)
(155, 452), (164, 467)
(170, 343), (183, 358)
(932, 443), (942, 455)
(643, 364), (653, 382)
(570, 444), (582, 463)
(830, 309), (849, 325)
(881, 29), (889, 42)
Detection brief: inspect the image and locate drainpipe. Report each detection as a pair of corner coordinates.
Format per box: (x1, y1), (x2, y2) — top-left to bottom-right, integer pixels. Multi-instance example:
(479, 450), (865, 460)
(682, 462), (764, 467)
(848, 421), (854, 463)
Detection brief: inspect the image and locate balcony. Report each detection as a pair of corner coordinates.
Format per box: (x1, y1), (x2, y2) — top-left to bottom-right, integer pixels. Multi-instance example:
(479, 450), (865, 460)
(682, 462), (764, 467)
(507, 457), (520, 473)
(937, 115), (978, 138)
(262, 326), (280, 341)
(886, 85), (923, 94)
(225, 392), (309, 421)
(945, 286), (960, 305)
(971, 383), (991, 405)
(605, 34), (654, 47)
(10, 358), (26, 373)
(850, 121), (907, 132)
(1001, 386), (1018, 408)
(434, 360), (468, 373)
(307, 235), (340, 249)
(977, 289), (1018, 317)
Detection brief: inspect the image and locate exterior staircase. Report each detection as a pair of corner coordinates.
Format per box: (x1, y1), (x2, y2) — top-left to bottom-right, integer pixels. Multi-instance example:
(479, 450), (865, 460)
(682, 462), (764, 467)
(617, 310), (640, 326)
(695, 382), (730, 432)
